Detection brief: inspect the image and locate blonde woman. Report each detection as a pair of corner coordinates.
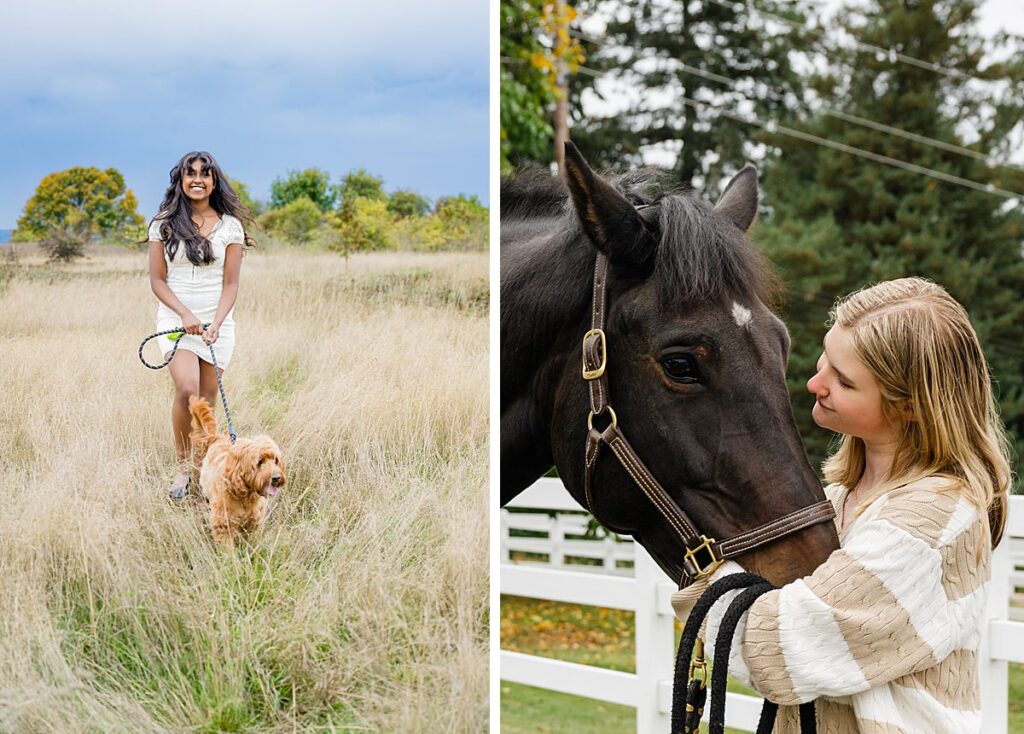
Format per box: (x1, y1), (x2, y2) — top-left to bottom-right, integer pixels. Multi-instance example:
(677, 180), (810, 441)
(675, 278), (1012, 732)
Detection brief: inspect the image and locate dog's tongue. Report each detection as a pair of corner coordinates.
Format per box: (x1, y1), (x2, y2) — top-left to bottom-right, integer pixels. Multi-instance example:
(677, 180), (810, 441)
(268, 485), (280, 496)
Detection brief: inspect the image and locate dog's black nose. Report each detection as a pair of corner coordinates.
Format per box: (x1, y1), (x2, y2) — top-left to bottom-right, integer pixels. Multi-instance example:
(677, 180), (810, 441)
(271, 474), (283, 486)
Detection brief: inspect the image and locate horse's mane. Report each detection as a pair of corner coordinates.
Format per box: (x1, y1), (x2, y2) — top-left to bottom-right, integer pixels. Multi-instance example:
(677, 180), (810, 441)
(502, 166), (779, 308)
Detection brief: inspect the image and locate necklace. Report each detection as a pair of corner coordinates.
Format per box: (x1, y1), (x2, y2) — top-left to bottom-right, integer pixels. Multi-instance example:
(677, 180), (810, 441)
(192, 211), (220, 234)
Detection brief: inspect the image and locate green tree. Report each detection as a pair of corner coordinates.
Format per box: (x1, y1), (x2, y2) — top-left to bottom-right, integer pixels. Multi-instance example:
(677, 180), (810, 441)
(500, 0), (557, 168)
(13, 167), (143, 242)
(258, 196), (323, 244)
(568, 0), (815, 191)
(336, 169), (387, 208)
(755, 0), (1024, 474)
(387, 189), (431, 218)
(227, 176), (264, 216)
(330, 197), (396, 252)
(269, 168), (336, 212)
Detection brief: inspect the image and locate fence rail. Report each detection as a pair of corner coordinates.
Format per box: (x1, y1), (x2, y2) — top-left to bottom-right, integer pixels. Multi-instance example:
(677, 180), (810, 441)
(500, 477), (1024, 733)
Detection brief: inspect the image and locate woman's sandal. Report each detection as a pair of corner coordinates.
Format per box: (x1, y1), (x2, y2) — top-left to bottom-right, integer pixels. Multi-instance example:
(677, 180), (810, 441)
(168, 475), (190, 500)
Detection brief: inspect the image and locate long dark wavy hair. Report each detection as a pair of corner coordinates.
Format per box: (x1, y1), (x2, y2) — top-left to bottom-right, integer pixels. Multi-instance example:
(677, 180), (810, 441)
(149, 151), (256, 265)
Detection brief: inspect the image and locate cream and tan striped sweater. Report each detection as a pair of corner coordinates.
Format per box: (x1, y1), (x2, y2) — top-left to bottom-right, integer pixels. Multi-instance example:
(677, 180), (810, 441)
(695, 476), (991, 733)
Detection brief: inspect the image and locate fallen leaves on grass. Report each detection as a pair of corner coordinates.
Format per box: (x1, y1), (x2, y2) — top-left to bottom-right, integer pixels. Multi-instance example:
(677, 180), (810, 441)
(500, 596), (633, 656)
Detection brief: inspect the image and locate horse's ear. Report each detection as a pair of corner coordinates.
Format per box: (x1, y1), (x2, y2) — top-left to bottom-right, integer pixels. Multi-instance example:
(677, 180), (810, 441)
(714, 165), (759, 233)
(563, 141), (655, 272)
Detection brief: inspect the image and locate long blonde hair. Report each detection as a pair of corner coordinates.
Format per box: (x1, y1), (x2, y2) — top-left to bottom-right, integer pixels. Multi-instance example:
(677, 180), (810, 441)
(822, 278), (1012, 547)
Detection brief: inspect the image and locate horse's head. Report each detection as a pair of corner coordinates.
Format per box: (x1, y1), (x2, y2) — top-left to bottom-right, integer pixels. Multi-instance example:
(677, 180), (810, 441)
(550, 143), (839, 586)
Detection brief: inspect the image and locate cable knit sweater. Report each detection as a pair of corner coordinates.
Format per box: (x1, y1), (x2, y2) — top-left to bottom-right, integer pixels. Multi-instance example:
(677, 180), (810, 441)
(695, 476), (991, 733)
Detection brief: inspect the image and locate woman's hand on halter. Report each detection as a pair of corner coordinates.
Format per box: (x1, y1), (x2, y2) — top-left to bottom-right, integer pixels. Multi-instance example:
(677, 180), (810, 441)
(669, 561), (746, 622)
(203, 323), (219, 345)
(181, 310), (203, 335)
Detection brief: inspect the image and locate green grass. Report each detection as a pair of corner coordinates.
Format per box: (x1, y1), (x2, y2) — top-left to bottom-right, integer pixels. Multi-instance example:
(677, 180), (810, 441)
(501, 682), (635, 734)
(1012, 662), (1024, 733)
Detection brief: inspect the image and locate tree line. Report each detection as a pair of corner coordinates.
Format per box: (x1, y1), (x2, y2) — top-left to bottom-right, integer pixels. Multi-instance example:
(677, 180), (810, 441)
(502, 0), (1024, 479)
(11, 166), (487, 257)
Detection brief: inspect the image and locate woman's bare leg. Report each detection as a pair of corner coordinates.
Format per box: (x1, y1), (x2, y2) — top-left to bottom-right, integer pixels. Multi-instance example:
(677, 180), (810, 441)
(167, 349), (201, 492)
(198, 358), (221, 410)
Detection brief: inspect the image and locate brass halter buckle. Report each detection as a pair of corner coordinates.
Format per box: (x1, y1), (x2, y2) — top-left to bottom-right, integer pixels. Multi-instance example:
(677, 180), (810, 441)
(581, 328), (607, 380)
(684, 535), (721, 579)
(688, 637), (708, 690)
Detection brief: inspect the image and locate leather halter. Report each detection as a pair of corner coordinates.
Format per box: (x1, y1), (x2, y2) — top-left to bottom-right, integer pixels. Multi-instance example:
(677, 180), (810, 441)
(580, 253), (836, 588)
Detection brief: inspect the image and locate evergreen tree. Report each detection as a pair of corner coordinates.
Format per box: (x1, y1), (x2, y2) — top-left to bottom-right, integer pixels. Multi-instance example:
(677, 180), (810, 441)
(754, 0), (1024, 476)
(568, 0), (815, 192)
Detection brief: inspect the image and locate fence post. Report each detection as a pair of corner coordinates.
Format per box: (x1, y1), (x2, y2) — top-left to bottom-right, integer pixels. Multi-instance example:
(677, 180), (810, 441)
(980, 521), (1011, 733)
(633, 545), (674, 733)
(551, 514), (565, 568)
(500, 511), (510, 563)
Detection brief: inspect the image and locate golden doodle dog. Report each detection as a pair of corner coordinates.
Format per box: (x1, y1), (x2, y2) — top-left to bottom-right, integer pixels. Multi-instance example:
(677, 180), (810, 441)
(188, 396), (285, 548)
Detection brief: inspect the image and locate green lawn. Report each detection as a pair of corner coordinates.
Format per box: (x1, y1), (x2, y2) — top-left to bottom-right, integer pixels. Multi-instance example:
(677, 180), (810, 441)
(501, 595), (1024, 733)
(1012, 663), (1024, 733)
(501, 683), (636, 734)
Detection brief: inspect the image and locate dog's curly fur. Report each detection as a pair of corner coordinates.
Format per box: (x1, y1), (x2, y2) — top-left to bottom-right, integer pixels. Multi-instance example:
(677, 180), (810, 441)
(188, 396), (285, 548)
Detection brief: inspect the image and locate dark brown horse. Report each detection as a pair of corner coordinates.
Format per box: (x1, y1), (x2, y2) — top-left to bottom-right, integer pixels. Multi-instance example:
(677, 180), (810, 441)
(501, 144), (839, 586)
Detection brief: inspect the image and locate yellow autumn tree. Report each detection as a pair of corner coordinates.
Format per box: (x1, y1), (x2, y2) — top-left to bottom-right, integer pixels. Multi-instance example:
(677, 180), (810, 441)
(13, 167), (144, 242)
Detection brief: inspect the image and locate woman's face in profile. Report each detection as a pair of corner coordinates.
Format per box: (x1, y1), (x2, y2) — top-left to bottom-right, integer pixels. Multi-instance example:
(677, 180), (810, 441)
(807, 325), (895, 443)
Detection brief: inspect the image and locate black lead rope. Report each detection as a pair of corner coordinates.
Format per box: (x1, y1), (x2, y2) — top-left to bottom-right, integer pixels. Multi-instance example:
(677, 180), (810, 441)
(138, 324), (237, 443)
(673, 574), (817, 734)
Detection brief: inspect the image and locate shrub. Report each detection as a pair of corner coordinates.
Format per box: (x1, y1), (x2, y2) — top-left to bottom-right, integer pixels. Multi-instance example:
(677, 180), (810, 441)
(423, 195), (489, 251)
(257, 196), (323, 244)
(40, 224), (90, 263)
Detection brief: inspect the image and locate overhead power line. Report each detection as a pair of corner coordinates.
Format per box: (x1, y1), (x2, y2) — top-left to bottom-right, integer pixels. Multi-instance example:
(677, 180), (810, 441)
(568, 28), (1024, 174)
(680, 92), (1024, 201)
(705, 0), (988, 86)
(575, 63), (1024, 203)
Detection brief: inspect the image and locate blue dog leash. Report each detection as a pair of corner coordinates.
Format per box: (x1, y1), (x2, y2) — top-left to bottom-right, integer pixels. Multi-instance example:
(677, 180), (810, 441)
(138, 324), (237, 443)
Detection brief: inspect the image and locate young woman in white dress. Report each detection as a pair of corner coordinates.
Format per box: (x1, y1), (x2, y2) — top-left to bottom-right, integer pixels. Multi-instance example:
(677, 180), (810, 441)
(147, 151), (254, 498)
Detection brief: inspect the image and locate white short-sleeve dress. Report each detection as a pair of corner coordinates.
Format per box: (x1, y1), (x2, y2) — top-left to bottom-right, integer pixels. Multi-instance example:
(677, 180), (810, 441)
(149, 213), (244, 367)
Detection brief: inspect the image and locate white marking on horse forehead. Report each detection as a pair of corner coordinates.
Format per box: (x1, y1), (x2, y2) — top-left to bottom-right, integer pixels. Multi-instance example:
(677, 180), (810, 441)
(732, 302), (753, 328)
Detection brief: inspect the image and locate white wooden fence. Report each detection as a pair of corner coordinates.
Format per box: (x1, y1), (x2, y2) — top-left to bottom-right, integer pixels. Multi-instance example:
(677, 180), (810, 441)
(500, 477), (1024, 733)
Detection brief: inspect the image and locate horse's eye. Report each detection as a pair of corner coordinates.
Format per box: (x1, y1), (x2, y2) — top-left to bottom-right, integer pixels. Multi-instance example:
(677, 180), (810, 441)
(661, 354), (700, 383)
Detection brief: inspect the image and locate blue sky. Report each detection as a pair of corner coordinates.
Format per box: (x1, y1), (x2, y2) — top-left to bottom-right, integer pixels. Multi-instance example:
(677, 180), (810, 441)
(0, 0), (489, 228)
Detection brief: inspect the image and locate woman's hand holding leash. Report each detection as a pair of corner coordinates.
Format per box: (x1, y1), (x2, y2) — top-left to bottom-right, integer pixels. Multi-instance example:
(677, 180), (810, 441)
(203, 323), (219, 345)
(181, 311), (203, 335)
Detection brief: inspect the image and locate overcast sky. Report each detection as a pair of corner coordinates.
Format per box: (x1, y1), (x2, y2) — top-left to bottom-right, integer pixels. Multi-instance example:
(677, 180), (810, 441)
(578, 0), (1024, 179)
(0, 0), (488, 228)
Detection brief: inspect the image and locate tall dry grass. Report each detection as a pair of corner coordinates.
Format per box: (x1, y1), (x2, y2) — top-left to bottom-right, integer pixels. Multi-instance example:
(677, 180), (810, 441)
(0, 245), (488, 733)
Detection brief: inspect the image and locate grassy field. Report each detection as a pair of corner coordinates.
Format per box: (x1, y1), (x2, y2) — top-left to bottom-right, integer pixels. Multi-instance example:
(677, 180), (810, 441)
(0, 244), (488, 732)
(501, 595), (1024, 733)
